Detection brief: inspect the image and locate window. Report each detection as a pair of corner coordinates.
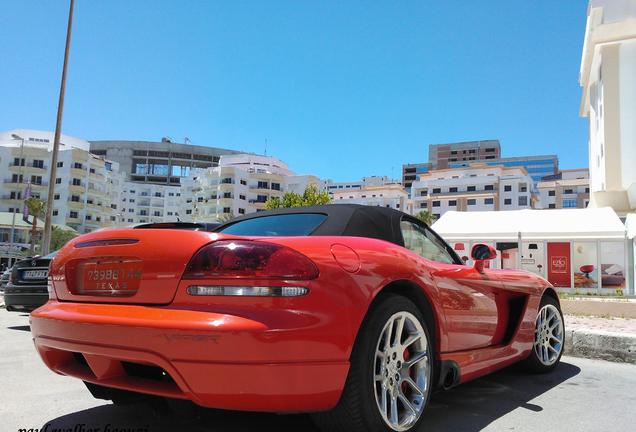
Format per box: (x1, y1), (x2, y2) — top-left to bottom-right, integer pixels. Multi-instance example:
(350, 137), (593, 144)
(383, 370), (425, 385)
(53, 210), (59, 216)
(449, 187), (458, 193)
(518, 196), (528, 206)
(585, 187), (590, 193)
(11, 174), (24, 183)
(564, 189), (574, 195)
(400, 219), (456, 264)
(257, 181), (269, 189)
(420, 190), (428, 196)
(71, 195), (80, 202)
(548, 190), (556, 197)
(31, 176), (42, 185)
(238, 208), (245, 214)
(13, 158), (25, 166)
(10, 191), (21, 200)
(504, 198), (512, 205)
(271, 183), (281, 191)
(240, 180), (247, 186)
(56, 178), (62, 184)
(562, 199), (577, 208)
(467, 186), (476, 192)
(89, 168), (95, 174)
(128, 218), (134, 223)
(57, 161), (63, 168)
(420, 202), (428, 208)
(33, 160), (44, 168)
(432, 188), (441, 194)
(186, 209), (192, 215)
(520, 185), (528, 192)
(485, 148), (496, 153)
(504, 185), (512, 192)
(72, 178), (81, 186)
(467, 199), (476, 205)
(54, 194), (60, 200)
(223, 207), (231, 214)
(219, 213), (327, 236)
(239, 194), (246, 200)
(85, 215), (92, 221)
(74, 162), (83, 169)
(153, 211), (161, 217)
(432, 201), (440, 207)
(448, 200), (457, 206)
(484, 198), (494, 205)
(70, 211), (78, 219)
(549, 203), (556, 209)
(485, 185), (494, 191)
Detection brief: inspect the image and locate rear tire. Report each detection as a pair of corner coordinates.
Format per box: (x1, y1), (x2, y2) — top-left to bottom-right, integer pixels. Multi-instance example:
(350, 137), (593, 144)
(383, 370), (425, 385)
(524, 295), (564, 373)
(313, 294), (434, 432)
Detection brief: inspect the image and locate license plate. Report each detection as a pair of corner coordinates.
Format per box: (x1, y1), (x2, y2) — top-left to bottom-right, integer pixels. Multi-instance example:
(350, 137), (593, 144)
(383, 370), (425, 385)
(22, 270), (48, 280)
(76, 259), (143, 296)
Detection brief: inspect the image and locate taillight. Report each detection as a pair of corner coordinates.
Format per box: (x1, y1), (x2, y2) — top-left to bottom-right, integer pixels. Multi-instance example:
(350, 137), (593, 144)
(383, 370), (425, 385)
(47, 276), (57, 300)
(182, 240), (319, 280)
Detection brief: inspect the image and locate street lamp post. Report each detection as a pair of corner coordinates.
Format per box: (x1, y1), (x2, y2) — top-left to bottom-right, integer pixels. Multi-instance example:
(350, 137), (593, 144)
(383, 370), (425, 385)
(8, 134), (25, 267)
(42, 0), (75, 255)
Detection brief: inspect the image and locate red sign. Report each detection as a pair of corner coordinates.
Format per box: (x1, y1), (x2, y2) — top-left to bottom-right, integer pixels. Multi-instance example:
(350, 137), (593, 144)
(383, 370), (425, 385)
(547, 242), (571, 287)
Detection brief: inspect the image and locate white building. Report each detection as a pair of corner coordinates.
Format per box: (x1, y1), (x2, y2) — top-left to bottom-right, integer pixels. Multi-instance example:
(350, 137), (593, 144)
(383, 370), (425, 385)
(580, 0), (636, 216)
(332, 183), (412, 213)
(321, 176), (399, 198)
(0, 129), (123, 234)
(410, 163), (536, 219)
(537, 169), (590, 209)
(182, 154), (320, 221)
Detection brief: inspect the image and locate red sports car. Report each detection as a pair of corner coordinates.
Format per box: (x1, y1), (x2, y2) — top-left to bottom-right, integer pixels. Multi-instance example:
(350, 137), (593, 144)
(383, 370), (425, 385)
(30, 205), (564, 432)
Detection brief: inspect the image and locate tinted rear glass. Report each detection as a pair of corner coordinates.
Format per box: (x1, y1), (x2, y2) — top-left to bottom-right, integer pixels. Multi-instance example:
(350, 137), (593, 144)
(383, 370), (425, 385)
(218, 213), (327, 236)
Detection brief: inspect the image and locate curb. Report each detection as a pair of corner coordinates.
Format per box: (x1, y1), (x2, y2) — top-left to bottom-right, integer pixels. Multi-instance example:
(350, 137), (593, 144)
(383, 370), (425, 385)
(564, 328), (636, 364)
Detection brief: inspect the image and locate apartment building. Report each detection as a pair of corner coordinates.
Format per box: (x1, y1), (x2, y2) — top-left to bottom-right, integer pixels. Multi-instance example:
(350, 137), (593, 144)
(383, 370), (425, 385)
(410, 163), (536, 219)
(447, 155), (559, 184)
(402, 163), (432, 191)
(580, 0), (636, 217)
(322, 176), (398, 197)
(182, 154), (320, 221)
(0, 129), (122, 234)
(428, 140), (501, 169)
(115, 182), (183, 225)
(537, 169), (590, 209)
(332, 183), (412, 213)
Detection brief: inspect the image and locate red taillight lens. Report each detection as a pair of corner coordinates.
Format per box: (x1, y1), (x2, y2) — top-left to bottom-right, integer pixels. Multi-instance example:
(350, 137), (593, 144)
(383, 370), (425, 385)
(183, 240), (319, 280)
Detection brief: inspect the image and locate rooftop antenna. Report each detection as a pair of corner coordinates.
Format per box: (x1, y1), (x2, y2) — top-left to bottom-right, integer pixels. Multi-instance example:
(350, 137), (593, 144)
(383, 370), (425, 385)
(264, 138), (268, 156)
(184, 137), (191, 144)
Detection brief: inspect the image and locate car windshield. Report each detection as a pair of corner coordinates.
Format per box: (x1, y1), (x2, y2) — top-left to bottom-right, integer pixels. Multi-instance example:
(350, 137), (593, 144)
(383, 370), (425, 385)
(42, 251), (58, 259)
(218, 213), (327, 236)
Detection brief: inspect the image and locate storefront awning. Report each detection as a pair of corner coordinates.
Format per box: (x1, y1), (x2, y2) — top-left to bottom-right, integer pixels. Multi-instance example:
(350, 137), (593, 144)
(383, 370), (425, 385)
(432, 207), (626, 241)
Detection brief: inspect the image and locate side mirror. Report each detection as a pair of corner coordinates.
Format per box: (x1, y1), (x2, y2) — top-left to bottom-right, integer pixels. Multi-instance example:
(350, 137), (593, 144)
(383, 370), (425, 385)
(471, 244), (497, 273)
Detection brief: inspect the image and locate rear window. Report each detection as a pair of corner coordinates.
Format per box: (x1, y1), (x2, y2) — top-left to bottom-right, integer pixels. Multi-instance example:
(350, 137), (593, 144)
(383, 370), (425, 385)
(218, 213), (327, 236)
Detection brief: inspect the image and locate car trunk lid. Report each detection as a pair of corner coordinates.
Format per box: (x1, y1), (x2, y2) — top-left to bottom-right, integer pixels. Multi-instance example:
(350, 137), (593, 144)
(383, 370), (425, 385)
(52, 229), (226, 304)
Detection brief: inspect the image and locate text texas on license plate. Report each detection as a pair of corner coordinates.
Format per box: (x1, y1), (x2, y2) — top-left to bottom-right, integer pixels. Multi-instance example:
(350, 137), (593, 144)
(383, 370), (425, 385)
(23, 269), (48, 279)
(78, 258), (143, 296)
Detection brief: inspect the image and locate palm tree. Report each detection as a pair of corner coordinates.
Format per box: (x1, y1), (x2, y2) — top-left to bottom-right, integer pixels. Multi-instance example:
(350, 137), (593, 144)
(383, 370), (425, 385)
(24, 197), (46, 255)
(415, 210), (437, 226)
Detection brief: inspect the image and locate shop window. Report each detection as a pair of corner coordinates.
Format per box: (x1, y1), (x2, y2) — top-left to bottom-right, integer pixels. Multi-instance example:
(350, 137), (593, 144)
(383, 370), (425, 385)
(600, 242), (626, 290)
(573, 242), (598, 289)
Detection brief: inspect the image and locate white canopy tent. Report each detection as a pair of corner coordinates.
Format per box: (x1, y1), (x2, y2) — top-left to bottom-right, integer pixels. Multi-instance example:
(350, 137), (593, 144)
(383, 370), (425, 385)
(432, 207), (626, 241)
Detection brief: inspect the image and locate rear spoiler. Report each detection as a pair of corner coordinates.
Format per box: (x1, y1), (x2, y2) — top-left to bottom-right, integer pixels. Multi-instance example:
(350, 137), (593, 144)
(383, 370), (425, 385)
(133, 222), (221, 232)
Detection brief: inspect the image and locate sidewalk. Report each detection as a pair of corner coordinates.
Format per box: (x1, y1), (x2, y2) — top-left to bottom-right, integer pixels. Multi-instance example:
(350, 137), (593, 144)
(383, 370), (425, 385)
(563, 299), (636, 364)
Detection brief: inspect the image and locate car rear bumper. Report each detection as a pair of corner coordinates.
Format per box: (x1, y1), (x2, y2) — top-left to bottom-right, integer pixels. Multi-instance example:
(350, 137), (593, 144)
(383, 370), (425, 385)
(30, 301), (349, 412)
(4, 284), (48, 312)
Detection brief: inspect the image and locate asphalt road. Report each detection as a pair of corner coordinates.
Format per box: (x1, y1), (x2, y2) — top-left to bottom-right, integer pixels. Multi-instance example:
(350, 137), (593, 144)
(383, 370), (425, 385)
(2, 310), (635, 432)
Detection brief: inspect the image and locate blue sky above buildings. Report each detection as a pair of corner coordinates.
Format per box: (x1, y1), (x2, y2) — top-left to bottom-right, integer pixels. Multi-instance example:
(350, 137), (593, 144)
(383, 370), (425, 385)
(1, 1), (588, 181)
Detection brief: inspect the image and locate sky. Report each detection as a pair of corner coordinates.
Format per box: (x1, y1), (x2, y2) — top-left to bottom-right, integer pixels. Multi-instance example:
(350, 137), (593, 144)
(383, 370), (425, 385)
(1, 0), (589, 181)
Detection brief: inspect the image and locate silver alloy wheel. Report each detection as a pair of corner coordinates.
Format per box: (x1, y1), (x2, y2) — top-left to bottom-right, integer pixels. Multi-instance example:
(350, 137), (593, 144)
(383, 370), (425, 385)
(373, 311), (430, 431)
(534, 304), (564, 366)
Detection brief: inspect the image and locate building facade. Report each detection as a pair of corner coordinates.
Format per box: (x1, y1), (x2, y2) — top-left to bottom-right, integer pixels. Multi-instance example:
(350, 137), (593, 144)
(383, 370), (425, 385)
(537, 169), (590, 209)
(447, 155), (559, 185)
(428, 140), (501, 169)
(332, 183), (412, 213)
(181, 154), (320, 221)
(89, 138), (241, 186)
(580, 0), (636, 217)
(410, 163), (536, 219)
(322, 176), (399, 198)
(0, 129), (122, 234)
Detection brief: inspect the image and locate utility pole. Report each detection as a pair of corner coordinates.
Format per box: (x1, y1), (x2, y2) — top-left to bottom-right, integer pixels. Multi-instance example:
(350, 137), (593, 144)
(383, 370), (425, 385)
(42, 0), (75, 255)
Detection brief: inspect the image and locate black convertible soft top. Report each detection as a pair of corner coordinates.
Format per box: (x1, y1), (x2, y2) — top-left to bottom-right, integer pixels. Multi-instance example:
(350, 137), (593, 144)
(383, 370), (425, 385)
(216, 204), (405, 245)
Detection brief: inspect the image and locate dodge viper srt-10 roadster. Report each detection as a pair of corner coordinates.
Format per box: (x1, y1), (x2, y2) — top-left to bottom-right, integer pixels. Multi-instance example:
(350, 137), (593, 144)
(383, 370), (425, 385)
(30, 204), (564, 432)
